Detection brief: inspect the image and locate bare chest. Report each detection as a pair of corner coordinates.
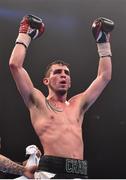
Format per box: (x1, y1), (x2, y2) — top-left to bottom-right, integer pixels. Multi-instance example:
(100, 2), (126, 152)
(30, 97), (84, 136)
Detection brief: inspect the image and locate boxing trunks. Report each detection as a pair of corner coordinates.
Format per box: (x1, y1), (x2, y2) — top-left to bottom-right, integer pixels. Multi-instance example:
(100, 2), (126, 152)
(35, 155), (88, 179)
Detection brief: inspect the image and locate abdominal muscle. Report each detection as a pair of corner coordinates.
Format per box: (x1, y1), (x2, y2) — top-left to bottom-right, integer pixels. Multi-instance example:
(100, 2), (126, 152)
(34, 117), (84, 160)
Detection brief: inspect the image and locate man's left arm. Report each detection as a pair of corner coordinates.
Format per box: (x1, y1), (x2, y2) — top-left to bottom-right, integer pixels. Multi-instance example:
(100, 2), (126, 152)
(81, 17), (114, 112)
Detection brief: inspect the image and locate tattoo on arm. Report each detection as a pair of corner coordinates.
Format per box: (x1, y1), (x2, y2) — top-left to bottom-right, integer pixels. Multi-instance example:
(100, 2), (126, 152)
(0, 155), (24, 175)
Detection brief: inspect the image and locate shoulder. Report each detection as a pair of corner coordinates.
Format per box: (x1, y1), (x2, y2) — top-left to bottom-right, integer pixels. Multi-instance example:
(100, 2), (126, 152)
(69, 92), (86, 102)
(29, 88), (45, 108)
(69, 92), (88, 112)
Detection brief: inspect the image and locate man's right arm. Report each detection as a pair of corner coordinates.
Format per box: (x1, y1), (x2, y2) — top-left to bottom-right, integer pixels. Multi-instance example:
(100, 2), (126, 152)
(9, 15), (45, 107)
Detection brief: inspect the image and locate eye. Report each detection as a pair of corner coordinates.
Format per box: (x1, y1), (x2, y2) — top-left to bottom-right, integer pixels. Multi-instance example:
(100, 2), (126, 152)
(65, 70), (70, 76)
(53, 69), (62, 74)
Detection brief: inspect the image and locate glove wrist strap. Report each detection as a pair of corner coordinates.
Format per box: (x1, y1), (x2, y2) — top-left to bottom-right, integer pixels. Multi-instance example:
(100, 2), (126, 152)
(97, 42), (112, 57)
(16, 33), (31, 48)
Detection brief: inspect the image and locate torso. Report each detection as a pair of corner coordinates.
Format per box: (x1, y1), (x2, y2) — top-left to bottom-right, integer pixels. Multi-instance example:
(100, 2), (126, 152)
(29, 90), (85, 160)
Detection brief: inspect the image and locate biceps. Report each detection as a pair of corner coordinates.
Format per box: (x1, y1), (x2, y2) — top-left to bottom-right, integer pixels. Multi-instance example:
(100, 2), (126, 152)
(82, 77), (108, 110)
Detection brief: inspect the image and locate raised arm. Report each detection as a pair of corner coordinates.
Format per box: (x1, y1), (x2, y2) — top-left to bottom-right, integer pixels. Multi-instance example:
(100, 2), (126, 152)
(81, 17), (114, 112)
(9, 15), (45, 107)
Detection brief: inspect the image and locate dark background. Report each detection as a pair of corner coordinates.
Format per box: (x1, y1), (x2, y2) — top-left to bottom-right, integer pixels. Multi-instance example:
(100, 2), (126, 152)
(0, 0), (126, 178)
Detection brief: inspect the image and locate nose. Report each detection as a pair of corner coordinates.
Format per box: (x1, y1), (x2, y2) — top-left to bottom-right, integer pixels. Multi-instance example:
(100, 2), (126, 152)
(61, 74), (66, 78)
(60, 71), (66, 78)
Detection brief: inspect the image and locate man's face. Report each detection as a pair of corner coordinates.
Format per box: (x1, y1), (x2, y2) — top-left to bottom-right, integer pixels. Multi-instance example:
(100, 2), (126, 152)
(44, 64), (71, 95)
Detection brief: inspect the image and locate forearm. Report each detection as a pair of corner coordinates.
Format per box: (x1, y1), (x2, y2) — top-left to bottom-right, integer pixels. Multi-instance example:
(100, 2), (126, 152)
(0, 154), (24, 175)
(97, 56), (112, 82)
(9, 43), (27, 68)
(9, 30), (31, 68)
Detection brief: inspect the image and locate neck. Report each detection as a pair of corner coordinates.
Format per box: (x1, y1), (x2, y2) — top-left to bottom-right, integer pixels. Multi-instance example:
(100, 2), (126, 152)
(46, 94), (69, 113)
(47, 93), (67, 103)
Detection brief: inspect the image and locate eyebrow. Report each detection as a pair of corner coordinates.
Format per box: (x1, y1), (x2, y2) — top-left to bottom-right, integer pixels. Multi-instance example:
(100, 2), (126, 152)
(53, 69), (70, 75)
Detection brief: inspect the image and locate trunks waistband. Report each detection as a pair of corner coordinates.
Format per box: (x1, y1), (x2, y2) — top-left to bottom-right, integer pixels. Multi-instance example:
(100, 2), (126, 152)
(38, 155), (88, 176)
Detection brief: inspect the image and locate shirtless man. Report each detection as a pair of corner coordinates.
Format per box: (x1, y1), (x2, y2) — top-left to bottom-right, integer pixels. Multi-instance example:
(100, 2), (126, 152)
(9, 15), (114, 179)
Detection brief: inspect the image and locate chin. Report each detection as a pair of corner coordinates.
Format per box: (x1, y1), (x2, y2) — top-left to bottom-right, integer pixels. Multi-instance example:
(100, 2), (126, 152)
(57, 89), (67, 96)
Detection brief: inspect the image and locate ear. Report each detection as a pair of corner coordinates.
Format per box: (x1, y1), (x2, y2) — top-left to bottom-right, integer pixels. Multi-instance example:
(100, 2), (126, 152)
(43, 77), (49, 86)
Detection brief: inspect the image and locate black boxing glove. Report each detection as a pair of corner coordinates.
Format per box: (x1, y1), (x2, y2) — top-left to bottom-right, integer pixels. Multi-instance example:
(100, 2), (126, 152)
(92, 17), (114, 57)
(16, 14), (45, 48)
(92, 17), (114, 43)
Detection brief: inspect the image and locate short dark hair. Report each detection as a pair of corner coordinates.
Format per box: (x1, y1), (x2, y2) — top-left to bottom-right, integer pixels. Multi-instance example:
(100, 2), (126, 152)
(44, 60), (70, 77)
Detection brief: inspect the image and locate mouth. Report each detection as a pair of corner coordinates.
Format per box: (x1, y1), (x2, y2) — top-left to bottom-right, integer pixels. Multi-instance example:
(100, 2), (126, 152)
(60, 80), (66, 84)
